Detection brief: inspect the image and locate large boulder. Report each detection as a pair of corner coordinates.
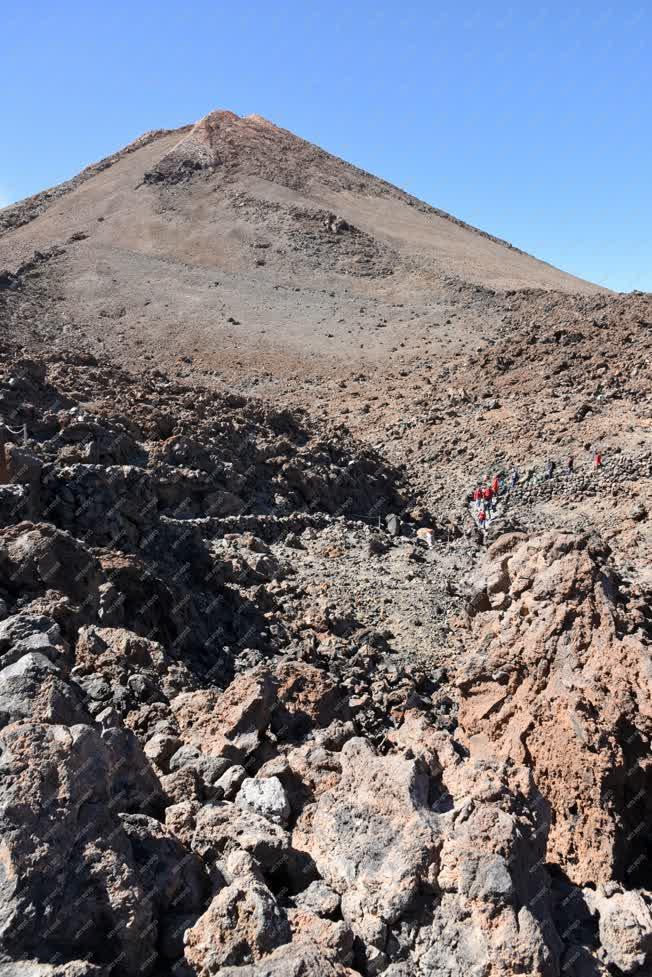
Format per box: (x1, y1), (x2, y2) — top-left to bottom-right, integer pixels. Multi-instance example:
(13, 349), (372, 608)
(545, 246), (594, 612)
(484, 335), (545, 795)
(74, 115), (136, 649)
(455, 532), (652, 885)
(391, 720), (565, 976)
(0, 654), (90, 729)
(120, 813), (209, 915)
(101, 726), (165, 815)
(286, 908), (354, 966)
(295, 737), (438, 945)
(0, 723), (156, 974)
(0, 523), (103, 609)
(191, 801), (290, 880)
(172, 663), (345, 765)
(270, 662), (349, 740)
(431, 768), (563, 977)
(184, 850), (290, 974)
(172, 669), (276, 761)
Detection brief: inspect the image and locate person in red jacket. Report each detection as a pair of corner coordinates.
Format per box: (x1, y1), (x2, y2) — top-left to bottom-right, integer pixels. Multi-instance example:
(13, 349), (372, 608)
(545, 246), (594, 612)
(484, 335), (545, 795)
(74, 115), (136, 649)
(594, 451), (602, 468)
(478, 507), (487, 527)
(473, 487), (482, 505)
(491, 474), (500, 496)
(483, 485), (493, 503)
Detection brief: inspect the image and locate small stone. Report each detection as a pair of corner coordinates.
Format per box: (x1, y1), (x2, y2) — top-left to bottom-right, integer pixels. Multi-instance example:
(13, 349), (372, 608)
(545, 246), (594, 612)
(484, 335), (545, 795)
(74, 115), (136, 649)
(169, 745), (202, 771)
(293, 880), (340, 918)
(236, 776), (291, 825)
(95, 705), (122, 730)
(144, 733), (182, 773)
(215, 764), (247, 800)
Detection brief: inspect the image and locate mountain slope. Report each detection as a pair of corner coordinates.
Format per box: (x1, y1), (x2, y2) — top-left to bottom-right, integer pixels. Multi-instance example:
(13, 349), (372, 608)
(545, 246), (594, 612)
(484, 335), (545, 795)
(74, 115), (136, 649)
(0, 110), (603, 379)
(1, 112), (652, 977)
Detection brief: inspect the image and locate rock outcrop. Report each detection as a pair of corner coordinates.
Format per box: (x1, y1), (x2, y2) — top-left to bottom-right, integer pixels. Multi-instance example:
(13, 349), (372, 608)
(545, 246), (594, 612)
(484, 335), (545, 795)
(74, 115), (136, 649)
(0, 723), (156, 974)
(456, 532), (652, 888)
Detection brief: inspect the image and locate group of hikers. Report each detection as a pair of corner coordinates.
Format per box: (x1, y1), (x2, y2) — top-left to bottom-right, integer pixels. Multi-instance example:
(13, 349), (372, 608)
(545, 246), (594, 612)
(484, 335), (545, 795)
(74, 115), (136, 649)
(544, 451), (602, 481)
(471, 451), (604, 530)
(471, 473), (512, 528)
(409, 450), (606, 549)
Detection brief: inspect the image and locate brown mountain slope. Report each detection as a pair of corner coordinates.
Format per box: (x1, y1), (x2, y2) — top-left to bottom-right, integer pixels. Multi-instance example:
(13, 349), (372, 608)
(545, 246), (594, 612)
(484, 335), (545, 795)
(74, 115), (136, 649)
(0, 109), (604, 378)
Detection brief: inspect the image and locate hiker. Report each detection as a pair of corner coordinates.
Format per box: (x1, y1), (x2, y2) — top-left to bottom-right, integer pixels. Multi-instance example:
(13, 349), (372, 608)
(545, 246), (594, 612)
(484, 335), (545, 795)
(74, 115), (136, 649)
(510, 468), (519, 491)
(491, 474), (500, 496)
(567, 455), (574, 474)
(594, 451), (602, 468)
(472, 487), (482, 506)
(477, 507), (487, 528)
(483, 485), (493, 505)
(546, 460), (555, 480)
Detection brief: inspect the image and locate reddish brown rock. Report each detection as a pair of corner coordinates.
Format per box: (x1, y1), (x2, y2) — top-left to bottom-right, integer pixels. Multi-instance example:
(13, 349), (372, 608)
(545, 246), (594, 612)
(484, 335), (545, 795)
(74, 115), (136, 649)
(184, 850), (290, 974)
(456, 532), (652, 886)
(271, 661), (349, 739)
(286, 907), (354, 965)
(172, 669), (276, 760)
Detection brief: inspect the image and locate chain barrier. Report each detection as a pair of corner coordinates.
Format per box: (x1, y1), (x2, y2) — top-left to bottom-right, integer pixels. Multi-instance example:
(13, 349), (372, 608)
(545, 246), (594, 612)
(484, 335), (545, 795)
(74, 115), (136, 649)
(1, 423), (28, 444)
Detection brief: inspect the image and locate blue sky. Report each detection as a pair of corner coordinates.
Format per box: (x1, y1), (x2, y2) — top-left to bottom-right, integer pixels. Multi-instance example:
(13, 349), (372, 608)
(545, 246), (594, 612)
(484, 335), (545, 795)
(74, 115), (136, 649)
(1, 1), (650, 291)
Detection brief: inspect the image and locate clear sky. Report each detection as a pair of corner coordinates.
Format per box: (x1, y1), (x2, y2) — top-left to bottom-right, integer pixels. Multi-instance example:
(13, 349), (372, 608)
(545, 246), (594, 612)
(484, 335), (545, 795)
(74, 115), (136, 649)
(2, 1), (650, 291)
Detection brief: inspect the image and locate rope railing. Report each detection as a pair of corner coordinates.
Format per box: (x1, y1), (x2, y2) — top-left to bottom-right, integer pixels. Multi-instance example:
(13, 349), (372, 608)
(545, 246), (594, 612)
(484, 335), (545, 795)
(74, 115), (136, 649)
(1, 423), (28, 444)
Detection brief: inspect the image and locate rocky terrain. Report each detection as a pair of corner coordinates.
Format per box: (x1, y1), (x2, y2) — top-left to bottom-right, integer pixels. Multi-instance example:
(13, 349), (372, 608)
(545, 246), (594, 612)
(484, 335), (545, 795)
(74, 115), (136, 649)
(0, 110), (651, 976)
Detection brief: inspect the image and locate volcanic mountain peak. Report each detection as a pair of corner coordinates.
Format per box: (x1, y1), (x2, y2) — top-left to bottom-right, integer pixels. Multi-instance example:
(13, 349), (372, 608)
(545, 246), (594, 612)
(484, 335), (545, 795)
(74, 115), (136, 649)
(144, 108), (294, 184)
(0, 108), (605, 380)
